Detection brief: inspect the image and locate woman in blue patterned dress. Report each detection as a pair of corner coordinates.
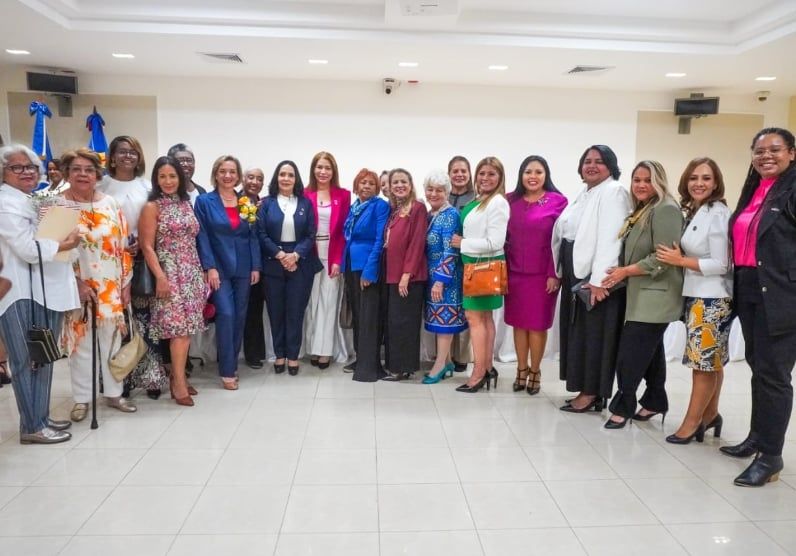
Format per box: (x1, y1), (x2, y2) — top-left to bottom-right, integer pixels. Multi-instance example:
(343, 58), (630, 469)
(422, 170), (468, 384)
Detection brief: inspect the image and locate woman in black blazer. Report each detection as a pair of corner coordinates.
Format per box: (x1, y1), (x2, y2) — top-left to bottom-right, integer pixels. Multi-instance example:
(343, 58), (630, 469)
(256, 161), (322, 375)
(722, 127), (796, 487)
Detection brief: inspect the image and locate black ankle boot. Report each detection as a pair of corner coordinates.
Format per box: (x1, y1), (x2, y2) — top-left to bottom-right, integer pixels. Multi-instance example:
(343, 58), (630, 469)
(734, 453), (783, 487)
(719, 434), (759, 458)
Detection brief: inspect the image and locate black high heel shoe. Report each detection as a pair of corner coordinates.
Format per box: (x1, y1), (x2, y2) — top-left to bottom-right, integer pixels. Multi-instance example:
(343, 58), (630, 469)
(288, 364), (300, 376)
(604, 416), (630, 429)
(665, 423), (706, 445)
(633, 409), (667, 426)
(704, 414), (723, 438)
(274, 361), (286, 374)
(456, 373), (489, 393)
(488, 367), (499, 389)
(560, 397), (604, 413)
(512, 368), (529, 392)
(734, 453), (783, 487)
(527, 369), (541, 396)
(720, 434), (759, 458)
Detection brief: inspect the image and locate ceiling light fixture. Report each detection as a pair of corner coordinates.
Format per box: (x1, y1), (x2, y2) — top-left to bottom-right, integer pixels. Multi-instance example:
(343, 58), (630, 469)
(308, 59), (328, 65)
(755, 76), (776, 81)
(5, 49), (30, 55)
(398, 62), (418, 68)
(665, 72), (686, 78)
(112, 53), (135, 59)
(488, 65), (508, 71)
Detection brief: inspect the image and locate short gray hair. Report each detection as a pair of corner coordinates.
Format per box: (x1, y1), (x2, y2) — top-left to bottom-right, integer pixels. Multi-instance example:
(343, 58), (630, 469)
(423, 169), (451, 194)
(0, 144), (44, 178)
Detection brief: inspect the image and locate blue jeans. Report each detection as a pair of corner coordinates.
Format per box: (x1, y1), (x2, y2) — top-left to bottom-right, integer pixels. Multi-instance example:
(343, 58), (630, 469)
(0, 299), (64, 434)
(212, 276), (251, 377)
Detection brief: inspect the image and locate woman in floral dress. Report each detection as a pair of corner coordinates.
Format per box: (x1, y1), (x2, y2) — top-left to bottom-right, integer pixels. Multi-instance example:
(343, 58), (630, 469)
(422, 170), (467, 384)
(139, 156), (206, 406)
(61, 148), (137, 421)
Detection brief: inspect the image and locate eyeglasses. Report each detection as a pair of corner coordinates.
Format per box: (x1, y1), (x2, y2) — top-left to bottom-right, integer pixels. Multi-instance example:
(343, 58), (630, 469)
(116, 149), (139, 158)
(752, 146), (792, 158)
(69, 166), (97, 175)
(4, 164), (39, 175)
(175, 157), (194, 165)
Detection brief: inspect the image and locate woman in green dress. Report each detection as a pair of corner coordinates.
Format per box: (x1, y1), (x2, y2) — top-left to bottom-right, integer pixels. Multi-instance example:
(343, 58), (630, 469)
(450, 157), (510, 392)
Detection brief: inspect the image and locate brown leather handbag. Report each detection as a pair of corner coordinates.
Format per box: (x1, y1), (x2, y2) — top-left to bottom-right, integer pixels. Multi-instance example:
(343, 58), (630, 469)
(463, 259), (508, 297)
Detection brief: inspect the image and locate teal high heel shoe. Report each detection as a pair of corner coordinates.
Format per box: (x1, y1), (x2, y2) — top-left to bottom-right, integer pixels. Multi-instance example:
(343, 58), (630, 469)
(422, 363), (456, 384)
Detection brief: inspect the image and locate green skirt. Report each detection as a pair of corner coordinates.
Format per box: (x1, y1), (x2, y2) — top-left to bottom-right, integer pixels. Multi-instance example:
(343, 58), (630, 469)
(461, 253), (505, 311)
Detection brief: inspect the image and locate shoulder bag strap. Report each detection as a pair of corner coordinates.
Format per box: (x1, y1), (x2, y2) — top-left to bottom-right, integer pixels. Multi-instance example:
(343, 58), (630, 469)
(29, 241), (50, 328)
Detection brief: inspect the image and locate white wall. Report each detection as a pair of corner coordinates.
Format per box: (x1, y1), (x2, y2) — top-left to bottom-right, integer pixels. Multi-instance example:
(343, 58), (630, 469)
(1, 63), (790, 200)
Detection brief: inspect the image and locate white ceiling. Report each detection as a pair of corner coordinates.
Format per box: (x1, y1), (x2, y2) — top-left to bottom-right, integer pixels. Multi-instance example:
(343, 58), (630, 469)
(2, 0), (796, 95)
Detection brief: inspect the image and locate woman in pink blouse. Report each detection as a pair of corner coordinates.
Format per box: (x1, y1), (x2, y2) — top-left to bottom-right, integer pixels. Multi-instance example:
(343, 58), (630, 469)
(722, 127), (796, 487)
(504, 156), (567, 395)
(304, 152), (351, 369)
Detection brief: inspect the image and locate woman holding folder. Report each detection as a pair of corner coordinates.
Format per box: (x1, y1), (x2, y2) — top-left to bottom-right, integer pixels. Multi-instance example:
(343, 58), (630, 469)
(0, 144), (80, 443)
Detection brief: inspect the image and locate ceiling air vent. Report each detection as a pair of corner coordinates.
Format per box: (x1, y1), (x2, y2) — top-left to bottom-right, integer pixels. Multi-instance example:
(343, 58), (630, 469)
(566, 65), (613, 75)
(199, 52), (245, 64)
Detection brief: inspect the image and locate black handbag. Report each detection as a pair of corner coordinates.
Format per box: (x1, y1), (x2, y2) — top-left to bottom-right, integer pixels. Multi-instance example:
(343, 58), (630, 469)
(27, 242), (61, 366)
(131, 254), (155, 297)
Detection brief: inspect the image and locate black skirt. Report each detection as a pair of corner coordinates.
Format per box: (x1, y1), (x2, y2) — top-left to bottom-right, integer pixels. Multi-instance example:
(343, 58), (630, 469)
(385, 282), (425, 374)
(558, 240), (625, 398)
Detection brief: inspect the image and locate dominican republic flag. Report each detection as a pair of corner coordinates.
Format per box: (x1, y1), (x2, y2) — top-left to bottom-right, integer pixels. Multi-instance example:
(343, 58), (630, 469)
(86, 106), (108, 168)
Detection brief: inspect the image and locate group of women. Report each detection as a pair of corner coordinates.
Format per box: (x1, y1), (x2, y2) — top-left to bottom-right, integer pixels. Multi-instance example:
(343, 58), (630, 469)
(0, 126), (794, 489)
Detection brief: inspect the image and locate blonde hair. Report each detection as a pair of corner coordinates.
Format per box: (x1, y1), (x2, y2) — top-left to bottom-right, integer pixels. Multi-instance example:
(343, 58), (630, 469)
(210, 154), (243, 189)
(631, 160), (671, 211)
(473, 156), (505, 211)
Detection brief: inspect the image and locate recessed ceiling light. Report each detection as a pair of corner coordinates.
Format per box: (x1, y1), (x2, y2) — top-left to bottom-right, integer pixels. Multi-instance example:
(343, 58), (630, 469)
(112, 53), (135, 59)
(308, 59), (328, 65)
(398, 62), (418, 68)
(488, 65), (508, 71)
(665, 72), (686, 78)
(5, 49), (30, 55)
(755, 76), (776, 81)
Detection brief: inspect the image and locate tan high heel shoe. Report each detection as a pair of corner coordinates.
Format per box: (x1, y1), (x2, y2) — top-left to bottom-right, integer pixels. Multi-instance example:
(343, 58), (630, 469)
(170, 377), (194, 406)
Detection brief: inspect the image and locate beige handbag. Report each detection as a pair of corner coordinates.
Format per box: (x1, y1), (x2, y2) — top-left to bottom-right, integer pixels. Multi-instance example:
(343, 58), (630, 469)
(108, 308), (147, 382)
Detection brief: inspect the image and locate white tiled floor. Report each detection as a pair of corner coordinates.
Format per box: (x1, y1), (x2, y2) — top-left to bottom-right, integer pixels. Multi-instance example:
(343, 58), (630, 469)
(1, 357), (795, 555)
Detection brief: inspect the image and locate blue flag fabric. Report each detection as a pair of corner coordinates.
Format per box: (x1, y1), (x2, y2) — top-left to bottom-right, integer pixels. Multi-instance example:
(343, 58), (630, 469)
(86, 107), (108, 167)
(29, 101), (52, 191)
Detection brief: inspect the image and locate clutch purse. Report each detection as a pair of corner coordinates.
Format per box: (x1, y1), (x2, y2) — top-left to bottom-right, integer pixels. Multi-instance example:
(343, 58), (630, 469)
(572, 278), (626, 312)
(463, 259), (507, 297)
(131, 254), (155, 297)
(26, 241), (62, 366)
(108, 308), (147, 382)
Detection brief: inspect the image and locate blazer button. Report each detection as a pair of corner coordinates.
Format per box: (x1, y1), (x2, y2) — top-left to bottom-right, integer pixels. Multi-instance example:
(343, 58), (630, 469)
(762, 286), (768, 293)
(757, 260), (762, 266)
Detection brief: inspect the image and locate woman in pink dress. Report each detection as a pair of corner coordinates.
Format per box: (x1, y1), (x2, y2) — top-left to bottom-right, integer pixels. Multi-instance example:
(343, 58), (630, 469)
(504, 155), (567, 395)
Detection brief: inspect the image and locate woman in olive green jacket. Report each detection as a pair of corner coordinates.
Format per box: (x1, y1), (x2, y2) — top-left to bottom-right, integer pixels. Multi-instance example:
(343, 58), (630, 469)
(602, 160), (684, 429)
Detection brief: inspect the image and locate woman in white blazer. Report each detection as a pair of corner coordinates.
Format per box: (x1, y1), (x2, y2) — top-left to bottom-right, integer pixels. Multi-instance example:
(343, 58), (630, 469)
(657, 157), (732, 444)
(451, 157), (510, 393)
(552, 145), (632, 412)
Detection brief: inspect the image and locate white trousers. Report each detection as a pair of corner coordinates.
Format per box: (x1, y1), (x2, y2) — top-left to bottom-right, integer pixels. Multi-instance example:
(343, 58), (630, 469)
(303, 260), (342, 357)
(68, 322), (122, 403)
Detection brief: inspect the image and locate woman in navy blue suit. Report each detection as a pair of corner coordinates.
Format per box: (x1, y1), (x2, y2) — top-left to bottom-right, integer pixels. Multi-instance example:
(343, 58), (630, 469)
(341, 169), (390, 382)
(257, 161), (322, 375)
(194, 155), (261, 390)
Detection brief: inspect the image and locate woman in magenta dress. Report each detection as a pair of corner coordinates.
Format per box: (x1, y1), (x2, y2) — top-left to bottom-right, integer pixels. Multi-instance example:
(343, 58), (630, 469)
(504, 155), (567, 395)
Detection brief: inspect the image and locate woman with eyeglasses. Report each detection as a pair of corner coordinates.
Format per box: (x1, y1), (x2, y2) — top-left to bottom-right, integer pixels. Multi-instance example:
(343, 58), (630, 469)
(0, 144), (80, 443)
(99, 136), (164, 399)
(720, 127), (796, 487)
(63, 148), (137, 420)
(167, 143), (207, 207)
(241, 167), (267, 369)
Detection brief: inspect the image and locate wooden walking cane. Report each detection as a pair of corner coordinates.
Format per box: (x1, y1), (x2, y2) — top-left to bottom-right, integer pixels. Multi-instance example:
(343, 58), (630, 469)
(90, 298), (98, 430)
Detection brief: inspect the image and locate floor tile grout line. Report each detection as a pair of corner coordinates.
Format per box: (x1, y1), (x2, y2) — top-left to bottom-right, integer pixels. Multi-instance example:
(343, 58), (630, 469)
(271, 367), (323, 555)
(436, 384), (487, 556)
(166, 366), (265, 554)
